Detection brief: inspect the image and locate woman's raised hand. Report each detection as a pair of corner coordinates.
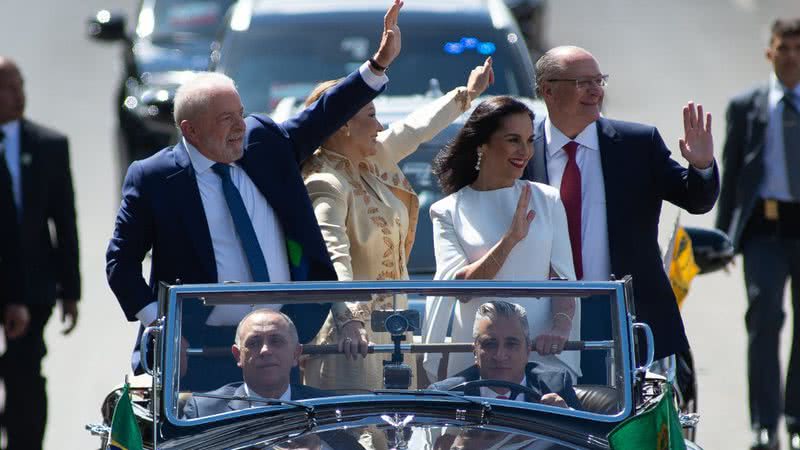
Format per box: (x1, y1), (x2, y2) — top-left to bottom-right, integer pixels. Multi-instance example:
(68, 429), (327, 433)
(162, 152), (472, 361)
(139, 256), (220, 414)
(467, 57), (494, 101)
(504, 183), (535, 244)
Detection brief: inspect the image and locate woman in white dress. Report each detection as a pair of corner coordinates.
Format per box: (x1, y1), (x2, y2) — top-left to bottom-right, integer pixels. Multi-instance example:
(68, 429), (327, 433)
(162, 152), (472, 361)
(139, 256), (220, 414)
(423, 96), (581, 382)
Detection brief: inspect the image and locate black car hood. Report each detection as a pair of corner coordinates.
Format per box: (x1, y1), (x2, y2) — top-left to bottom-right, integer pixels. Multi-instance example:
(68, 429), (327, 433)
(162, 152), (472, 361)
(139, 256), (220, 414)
(133, 37), (211, 75)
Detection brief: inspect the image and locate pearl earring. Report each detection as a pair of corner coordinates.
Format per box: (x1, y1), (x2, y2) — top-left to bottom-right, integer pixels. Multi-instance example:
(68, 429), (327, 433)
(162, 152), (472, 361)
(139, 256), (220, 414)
(345, 127), (351, 137)
(475, 149), (483, 171)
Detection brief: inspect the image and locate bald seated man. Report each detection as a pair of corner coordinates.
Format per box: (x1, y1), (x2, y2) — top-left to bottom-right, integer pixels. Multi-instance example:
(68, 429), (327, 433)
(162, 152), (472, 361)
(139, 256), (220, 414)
(182, 309), (328, 418)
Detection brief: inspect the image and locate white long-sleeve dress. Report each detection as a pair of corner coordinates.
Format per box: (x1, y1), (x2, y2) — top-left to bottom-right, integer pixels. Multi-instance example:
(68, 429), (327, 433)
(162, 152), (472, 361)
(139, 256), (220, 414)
(422, 179), (581, 382)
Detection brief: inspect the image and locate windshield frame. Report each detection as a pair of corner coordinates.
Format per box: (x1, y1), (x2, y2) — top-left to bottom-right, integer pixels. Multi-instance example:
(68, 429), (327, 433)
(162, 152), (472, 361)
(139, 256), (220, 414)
(159, 280), (636, 428)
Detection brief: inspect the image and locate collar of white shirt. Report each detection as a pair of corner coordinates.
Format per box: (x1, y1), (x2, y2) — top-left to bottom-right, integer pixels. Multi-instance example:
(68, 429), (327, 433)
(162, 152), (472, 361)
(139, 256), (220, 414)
(244, 383), (291, 402)
(769, 72), (800, 109)
(544, 118), (599, 158)
(480, 376), (527, 400)
(183, 137), (223, 175)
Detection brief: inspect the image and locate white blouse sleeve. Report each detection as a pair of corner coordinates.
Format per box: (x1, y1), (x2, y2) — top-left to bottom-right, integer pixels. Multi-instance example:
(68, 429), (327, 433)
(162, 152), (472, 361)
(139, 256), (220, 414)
(422, 196), (469, 381)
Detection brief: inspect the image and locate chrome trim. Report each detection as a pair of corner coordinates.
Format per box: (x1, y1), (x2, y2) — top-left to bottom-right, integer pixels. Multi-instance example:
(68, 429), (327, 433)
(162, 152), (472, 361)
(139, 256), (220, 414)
(140, 321), (162, 376)
(632, 322), (655, 375)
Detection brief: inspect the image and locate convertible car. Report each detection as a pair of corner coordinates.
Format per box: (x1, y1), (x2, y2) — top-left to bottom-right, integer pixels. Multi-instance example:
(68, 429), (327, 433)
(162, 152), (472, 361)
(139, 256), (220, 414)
(86, 275), (722, 449)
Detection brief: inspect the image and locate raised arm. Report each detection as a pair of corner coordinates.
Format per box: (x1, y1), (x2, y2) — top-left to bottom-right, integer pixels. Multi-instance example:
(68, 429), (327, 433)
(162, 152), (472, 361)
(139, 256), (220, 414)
(282, 0), (405, 164)
(378, 57), (494, 162)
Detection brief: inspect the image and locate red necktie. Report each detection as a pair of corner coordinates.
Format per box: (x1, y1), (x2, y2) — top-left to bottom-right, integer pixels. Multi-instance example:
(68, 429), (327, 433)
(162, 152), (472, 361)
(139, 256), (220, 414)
(560, 141), (583, 280)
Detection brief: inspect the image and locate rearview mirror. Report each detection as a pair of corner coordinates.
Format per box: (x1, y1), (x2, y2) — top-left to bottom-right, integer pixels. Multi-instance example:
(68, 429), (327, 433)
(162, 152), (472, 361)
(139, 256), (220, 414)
(684, 226), (734, 275)
(87, 10), (127, 42)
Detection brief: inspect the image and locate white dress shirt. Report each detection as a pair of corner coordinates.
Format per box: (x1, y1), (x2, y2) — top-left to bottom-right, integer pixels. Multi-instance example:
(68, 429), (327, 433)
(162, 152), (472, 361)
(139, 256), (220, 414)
(544, 119), (612, 282)
(480, 376), (527, 400)
(759, 72), (800, 201)
(1, 120), (22, 214)
(244, 383), (291, 402)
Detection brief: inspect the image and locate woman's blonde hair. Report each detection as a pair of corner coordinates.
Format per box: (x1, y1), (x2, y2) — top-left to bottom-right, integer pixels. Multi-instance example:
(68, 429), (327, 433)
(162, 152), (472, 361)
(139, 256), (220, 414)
(304, 78), (346, 106)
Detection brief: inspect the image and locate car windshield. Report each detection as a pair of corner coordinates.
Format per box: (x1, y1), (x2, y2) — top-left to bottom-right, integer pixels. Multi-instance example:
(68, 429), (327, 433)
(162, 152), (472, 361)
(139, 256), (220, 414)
(162, 281), (634, 426)
(150, 0), (236, 39)
(217, 24), (533, 114)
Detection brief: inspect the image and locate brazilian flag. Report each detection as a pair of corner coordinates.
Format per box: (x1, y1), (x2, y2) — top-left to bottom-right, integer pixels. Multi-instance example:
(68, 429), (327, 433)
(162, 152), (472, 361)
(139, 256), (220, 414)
(608, 386), (686, 450)
(108, 383), (143, 450)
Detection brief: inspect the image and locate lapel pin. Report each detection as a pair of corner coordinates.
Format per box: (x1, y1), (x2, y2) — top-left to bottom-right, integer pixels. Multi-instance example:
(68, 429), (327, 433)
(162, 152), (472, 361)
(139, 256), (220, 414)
(21, 153), (32, 166)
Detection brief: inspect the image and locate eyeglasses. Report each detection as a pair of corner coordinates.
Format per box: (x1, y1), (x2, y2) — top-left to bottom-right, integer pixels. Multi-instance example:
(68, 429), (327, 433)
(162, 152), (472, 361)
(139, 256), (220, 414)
(547, 74), (609, 90)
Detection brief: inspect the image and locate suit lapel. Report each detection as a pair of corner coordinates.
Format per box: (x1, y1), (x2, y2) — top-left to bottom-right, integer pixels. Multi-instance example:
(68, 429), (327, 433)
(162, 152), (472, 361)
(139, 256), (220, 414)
(746, 86), (770, 163)
(18, 120), (37, 230)
(166, 143), (217, 281)
(227, 384), (251, 411)
(531, 120), (549, 184)
(596, 118), (625, 270)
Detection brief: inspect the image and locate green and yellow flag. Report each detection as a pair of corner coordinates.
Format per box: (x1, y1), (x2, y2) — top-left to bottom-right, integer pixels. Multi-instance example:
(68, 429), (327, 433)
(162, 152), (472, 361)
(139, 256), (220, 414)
(663, 217), (700, 308)
(108, 383), (143, 450)
(608, 386), (686, 450)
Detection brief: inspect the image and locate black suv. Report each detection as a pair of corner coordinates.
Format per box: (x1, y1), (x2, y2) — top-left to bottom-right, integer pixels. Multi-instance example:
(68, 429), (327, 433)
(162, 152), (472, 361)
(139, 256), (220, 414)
(210, 0), (536, 116)
(88, 0), (236, 183)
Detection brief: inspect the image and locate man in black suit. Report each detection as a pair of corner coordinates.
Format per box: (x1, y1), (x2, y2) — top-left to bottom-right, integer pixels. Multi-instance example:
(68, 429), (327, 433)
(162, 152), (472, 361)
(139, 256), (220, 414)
(0, 57), (80, 450)
(523, 46), (718, 382)
(429, 301), (580, 409)
(715, 18), (800, 450)
(183, 309), (327, 418)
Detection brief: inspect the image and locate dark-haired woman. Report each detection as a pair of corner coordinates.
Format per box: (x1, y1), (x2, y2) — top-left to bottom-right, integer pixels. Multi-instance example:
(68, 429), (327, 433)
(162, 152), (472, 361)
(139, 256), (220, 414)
(422, 96), (580, 382)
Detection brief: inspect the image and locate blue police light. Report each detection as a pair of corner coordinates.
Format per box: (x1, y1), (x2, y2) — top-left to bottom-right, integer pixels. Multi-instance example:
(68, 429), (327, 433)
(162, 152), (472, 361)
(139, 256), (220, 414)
(477, 42), (496, 55)
(460, 37), (479, 49)
(444, 42), (465, 55)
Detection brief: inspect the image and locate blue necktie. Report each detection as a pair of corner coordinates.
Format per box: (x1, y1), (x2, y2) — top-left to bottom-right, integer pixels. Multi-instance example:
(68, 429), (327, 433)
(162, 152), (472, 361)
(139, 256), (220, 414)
(211, 163), (270, 282)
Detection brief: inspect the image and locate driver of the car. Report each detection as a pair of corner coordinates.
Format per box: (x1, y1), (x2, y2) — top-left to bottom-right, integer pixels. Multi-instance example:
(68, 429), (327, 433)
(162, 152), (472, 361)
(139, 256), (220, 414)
(181, 309), (330, 418)
(429, 300), (581, 409)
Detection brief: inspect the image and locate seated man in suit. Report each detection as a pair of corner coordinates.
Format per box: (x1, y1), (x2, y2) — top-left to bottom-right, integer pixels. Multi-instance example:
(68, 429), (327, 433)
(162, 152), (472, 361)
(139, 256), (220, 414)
(429, 301), (581, 409)
(182, 309), (327, 418)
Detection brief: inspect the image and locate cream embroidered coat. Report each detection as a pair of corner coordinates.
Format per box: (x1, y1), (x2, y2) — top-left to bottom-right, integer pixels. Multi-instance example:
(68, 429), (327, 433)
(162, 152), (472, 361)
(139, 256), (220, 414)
(301, 87), (471, 391)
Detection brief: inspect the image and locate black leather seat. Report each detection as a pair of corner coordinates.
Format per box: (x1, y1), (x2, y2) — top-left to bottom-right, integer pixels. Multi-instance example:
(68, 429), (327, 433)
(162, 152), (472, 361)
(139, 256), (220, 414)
(573, 385), (620, 414)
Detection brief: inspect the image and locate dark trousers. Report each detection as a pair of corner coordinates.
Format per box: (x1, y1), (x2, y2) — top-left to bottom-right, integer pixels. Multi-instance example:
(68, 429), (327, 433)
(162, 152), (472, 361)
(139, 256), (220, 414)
(0, 304), (53, 450)
(742, 236), (800, 431)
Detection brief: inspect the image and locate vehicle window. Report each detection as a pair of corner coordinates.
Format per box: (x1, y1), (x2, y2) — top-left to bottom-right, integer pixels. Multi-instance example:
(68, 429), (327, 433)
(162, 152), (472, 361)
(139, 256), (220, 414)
(218, 24), (533, 114)
(151, 0), (236, 39)
(168, 286), (625, 422)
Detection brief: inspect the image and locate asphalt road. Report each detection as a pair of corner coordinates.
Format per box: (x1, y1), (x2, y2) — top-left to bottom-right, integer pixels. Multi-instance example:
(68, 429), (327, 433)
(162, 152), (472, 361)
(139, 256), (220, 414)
(1, 1), (799, 449)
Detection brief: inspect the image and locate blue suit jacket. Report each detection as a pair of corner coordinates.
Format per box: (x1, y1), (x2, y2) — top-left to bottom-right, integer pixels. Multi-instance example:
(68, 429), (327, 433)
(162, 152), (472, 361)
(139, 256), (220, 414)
(429, 362), (582, 409)
(106, 69), (382, 350)
(714, 84), (769, 251)
(523, 118), (719, 358)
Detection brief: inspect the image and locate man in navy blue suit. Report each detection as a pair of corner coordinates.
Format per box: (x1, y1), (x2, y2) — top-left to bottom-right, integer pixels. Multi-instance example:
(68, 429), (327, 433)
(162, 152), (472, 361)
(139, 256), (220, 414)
(107, 1), (405, 384)
(523, 46), (719, 379)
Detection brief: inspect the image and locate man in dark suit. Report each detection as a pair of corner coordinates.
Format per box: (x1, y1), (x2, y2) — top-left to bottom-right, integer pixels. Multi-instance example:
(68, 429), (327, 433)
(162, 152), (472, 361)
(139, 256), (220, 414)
(106, 1), (403, 385)
(522, 46), (718, 381)
(429, 301), (581, 409)
(0, 56), (81, 450)
(181, 309), (364, 449)
(182, 309), (328, 418)
(715, 18), (800, 450)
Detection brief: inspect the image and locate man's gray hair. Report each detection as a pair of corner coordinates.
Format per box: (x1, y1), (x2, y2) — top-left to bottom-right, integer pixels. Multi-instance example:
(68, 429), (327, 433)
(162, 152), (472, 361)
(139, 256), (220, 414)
(173, 72), (237, 126)
(472, 300), (530, 343)
(534, 45), (584, 97)
(234, 308), (299, 347)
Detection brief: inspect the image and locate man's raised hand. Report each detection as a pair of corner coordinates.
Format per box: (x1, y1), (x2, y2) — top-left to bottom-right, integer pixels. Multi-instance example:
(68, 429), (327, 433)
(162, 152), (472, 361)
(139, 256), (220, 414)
(679, 101), (714, 170)
(372, 0), (404, 70)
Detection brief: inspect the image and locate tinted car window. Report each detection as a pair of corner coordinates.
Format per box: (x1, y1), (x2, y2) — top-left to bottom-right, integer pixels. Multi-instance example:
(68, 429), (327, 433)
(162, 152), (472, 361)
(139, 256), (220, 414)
(152, 0), (236, 39)
(218, 23), (532, 114)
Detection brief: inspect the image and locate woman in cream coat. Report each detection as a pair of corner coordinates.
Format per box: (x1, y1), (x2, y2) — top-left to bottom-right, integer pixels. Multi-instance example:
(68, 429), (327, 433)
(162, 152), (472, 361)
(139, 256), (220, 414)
(301, 58), (494, 392)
